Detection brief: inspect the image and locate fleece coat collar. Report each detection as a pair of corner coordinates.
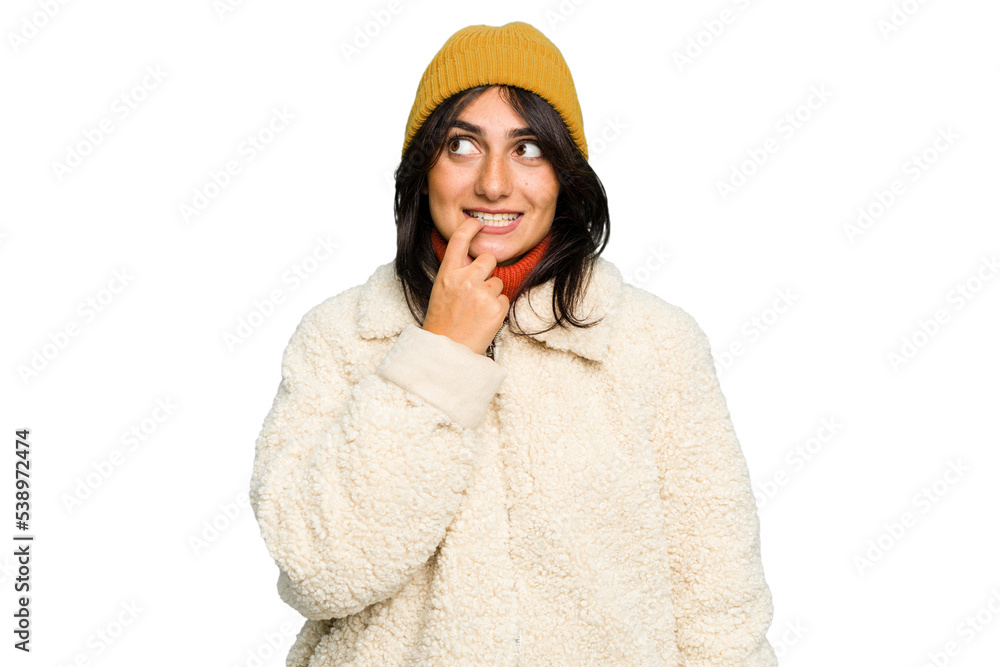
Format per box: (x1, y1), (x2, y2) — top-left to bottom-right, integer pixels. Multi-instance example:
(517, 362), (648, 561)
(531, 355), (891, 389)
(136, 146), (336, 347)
(355, 256), (625, 362)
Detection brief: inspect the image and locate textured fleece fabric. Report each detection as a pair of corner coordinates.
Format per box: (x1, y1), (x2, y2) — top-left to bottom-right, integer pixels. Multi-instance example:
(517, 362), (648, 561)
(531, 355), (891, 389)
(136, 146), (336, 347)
(249, 256), (778, 666)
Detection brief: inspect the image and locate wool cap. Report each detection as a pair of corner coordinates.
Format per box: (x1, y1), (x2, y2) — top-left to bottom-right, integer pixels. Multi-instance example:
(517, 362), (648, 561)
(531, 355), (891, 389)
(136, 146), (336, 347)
(401, 21), (588, 160)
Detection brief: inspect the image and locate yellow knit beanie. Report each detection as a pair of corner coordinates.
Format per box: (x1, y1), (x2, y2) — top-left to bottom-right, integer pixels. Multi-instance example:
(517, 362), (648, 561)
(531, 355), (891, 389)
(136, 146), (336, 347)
(401, 21), (588, 161)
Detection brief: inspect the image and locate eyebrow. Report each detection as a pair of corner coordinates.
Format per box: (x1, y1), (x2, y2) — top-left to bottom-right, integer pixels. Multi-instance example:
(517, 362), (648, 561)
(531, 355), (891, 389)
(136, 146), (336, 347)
(448, 119), (536, 140)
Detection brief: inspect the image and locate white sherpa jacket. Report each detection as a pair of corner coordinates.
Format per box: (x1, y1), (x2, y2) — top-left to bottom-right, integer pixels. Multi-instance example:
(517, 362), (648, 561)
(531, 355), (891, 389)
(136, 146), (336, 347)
(249, 256), (778, 666)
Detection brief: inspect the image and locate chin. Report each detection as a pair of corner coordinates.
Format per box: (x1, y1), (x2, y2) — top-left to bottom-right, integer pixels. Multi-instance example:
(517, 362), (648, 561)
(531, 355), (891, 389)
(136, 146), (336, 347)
(471, 240), (518, 265)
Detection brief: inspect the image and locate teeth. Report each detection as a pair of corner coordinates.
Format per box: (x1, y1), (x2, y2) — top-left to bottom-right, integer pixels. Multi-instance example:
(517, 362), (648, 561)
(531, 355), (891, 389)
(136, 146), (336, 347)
(467, 210), (520, 226)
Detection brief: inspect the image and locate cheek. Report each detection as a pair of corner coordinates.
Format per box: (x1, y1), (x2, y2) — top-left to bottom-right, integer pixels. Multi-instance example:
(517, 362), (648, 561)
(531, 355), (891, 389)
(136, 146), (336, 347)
(427, 170), (462, 206)
(523, 178), (559, 207)
(425, 178), (445, 210)
(535, 169), (560, 208)
(536, 179), (560, 211)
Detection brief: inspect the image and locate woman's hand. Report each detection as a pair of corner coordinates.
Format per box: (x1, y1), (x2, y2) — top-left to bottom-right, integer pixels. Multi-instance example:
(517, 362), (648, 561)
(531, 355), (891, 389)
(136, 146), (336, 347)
(422, 216), (509, 355)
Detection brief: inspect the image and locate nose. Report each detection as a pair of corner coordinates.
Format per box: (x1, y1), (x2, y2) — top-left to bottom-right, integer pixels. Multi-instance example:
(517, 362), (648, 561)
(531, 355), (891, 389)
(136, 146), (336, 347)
(475, 150), (512, 200)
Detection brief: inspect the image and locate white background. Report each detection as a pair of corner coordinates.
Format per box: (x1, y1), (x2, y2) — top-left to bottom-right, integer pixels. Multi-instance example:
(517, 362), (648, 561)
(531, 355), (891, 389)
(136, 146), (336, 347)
(2, 0), (998, 665)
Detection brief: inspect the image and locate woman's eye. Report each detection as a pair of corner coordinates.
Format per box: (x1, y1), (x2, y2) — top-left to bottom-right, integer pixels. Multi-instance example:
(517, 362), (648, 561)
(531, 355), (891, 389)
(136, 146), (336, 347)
(515, 141), (542, 158)
(448, 137), (475, 154)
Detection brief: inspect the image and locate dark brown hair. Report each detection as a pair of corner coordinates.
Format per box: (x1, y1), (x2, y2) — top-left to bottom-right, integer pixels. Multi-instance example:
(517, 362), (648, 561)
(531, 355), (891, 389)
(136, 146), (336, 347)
(392, 84), (610, 336)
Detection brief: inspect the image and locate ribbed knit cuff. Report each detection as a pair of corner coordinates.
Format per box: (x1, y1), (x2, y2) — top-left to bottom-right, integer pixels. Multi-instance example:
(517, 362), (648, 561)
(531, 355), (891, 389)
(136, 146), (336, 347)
(376, 323), (507, 429)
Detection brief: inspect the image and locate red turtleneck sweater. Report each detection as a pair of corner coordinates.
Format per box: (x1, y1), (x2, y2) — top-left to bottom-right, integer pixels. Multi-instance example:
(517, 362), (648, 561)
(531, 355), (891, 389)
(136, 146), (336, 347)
(431, 226), (552, 302)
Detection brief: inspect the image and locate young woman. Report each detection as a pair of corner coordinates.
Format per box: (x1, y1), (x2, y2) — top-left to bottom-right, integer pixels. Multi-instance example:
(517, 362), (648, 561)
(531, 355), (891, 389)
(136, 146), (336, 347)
(250, 21), (778, 666)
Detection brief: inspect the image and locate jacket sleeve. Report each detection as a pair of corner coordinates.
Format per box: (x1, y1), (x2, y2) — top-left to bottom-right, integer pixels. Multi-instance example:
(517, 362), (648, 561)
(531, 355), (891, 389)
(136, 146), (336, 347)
(249, 307), (506, 621)
(654, 310), (778, 667)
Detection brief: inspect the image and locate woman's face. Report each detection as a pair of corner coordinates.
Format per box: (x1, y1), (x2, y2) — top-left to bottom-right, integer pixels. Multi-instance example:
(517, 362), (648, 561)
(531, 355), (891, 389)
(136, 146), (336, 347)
(422, 86), (560, 267)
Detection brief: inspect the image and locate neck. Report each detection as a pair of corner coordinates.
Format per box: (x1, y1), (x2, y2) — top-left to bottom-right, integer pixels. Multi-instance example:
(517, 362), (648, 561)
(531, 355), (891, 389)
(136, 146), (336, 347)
(431, 227), (552, 302)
